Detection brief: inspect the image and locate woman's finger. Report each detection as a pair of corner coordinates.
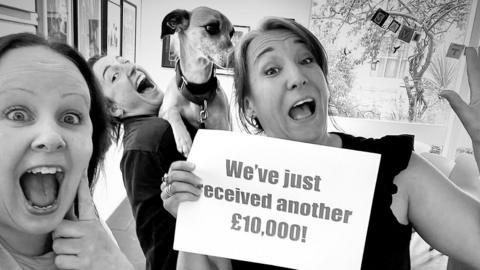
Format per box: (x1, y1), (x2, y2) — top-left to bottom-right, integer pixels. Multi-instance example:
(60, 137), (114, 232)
(53, 220), (84, 239)
(160, 181), (202, 200)
(465, 47), (480, 103)
(168, 170), (202, 186)
(55, 254), (83, 269)
(169, 160), (195, 172)
(76, 173), (98, 221)
(440, 90), (468, 118)
(52, 237), (81, 255)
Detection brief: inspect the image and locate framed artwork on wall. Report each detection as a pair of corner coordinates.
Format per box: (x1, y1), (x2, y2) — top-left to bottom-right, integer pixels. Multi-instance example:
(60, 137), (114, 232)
(122, 0), (136, 61)
(45, 0), (74, 45)
(217, 25), (250, 75)
(107, 0), (121, 56)
(77, 0), (101, 58)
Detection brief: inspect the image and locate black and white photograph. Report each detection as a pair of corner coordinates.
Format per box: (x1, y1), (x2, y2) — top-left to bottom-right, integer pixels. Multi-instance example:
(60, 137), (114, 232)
(0, 0), (479, 270)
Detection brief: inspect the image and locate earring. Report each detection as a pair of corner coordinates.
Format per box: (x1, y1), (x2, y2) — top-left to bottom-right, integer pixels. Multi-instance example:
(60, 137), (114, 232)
(111, 104), (125, 118)
(250, 115), (259, 128)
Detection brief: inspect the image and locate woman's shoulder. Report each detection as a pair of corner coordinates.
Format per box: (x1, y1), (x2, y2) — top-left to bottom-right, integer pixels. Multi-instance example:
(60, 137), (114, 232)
(333, 132), (414, 157)
(123, 116), (174, 151)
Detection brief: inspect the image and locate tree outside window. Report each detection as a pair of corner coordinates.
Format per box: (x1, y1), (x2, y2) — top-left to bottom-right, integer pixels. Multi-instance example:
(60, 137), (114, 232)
(311, 0), (472, 124)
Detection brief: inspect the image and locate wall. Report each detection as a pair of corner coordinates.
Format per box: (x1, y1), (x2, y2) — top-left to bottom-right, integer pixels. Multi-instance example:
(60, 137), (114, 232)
(137, 0), (312, 95)
(0, 0), (37, 36)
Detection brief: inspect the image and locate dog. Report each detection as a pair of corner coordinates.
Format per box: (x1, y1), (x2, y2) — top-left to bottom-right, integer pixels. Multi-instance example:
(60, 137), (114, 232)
(160, 7), (234, 157)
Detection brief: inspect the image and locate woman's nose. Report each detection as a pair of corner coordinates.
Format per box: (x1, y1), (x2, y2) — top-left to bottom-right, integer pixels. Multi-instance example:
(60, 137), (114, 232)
(125, 62), (136, 77)
(31, 124), (66, 152)
(286, 64), (308, 90)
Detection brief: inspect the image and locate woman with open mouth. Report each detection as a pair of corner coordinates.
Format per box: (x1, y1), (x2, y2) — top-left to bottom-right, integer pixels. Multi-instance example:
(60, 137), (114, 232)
(0, 33), (133, 270)
(161, 17), (480, 269)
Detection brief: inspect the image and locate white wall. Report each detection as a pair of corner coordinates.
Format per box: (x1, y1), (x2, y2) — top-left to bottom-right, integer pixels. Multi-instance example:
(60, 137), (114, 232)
(137, 0), (312, 94)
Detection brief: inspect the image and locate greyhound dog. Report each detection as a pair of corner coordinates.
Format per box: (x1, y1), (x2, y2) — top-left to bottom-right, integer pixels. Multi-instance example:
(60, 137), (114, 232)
(160, 7), (234, 157)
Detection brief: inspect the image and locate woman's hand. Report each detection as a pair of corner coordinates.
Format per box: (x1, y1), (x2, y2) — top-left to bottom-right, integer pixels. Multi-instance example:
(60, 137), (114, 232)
(440, 47), (480, 143)
(52, 173), (134, 270)
(161, 161), (203, 218)
(440, 47), (480, 172)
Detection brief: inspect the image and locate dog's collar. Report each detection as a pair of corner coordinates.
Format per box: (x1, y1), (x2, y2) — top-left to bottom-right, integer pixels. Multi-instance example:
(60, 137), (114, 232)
(175, 60), (218, 106)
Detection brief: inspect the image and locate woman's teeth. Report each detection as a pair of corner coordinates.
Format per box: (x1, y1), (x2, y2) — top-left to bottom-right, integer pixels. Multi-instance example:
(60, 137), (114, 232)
(27, 166), (63, 174)
(30, 200), (57, 210)
(289, 98), (316, 120)
(136, 73), (146, 88)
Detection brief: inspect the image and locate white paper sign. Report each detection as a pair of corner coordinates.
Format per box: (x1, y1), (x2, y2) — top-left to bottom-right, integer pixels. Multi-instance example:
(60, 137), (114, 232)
(174, 130), (380, 270)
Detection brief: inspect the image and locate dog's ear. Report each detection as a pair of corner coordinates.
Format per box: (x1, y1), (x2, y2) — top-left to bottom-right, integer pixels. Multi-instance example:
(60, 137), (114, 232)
(161, 9), (190, 39)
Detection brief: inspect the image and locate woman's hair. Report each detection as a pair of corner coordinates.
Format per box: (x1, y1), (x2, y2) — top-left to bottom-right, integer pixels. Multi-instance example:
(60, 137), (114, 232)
(88, 55), (123, 143)
(233, 17), (329, 134)
(0, 33), (111, 188)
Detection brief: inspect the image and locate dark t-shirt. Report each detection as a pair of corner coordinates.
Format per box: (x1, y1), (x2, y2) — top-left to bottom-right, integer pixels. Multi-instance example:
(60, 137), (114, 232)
(120, 115), (197, 270)
(232, 133), (414, 270)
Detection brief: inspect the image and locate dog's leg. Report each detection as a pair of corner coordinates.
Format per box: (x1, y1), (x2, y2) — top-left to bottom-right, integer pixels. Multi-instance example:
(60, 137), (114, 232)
(164, 107), (193, 157)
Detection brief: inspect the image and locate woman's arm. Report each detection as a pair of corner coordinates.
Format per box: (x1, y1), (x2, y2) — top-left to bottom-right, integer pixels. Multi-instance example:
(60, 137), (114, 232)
(440, 47), (480, 172)
(395, 152), (480, 267)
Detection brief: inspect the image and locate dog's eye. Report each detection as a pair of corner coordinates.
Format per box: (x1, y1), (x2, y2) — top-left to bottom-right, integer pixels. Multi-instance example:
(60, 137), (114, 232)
(204, 23), (220, 35)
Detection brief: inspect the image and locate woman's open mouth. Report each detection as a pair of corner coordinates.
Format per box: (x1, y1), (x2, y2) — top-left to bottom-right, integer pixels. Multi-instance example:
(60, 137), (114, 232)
(136, 72), (156, 94)
(19, 166), (64, 214)
(288, 98), (316, 120)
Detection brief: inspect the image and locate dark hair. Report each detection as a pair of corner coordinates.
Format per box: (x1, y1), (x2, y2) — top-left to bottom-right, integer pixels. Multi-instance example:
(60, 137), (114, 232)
(87, 54), (123, 143)
(233, 17), (330, 134)
(0, 33), (111, 188)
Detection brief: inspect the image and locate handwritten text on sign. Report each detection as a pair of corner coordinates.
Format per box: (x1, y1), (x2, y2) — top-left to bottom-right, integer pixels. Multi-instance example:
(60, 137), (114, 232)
(174, 130), (380, 270)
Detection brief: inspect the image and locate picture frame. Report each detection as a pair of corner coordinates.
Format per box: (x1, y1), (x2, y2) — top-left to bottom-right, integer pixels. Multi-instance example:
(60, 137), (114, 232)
(161, 35), (177, 68)
(77, 0), (102, 58)
(45, 0), (74, 45)
(107, 0), (121, 56)
(122, 0), (136, 61)
(217, 25), (251, 75)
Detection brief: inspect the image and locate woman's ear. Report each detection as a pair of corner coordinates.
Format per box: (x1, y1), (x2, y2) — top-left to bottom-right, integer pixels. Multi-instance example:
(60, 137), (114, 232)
(109, 104), (124, 118)
(244, 96), (256, 119)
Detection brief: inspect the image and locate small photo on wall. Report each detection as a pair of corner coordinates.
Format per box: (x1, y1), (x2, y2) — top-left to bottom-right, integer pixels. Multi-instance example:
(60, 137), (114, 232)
(107, 0), (121, 56)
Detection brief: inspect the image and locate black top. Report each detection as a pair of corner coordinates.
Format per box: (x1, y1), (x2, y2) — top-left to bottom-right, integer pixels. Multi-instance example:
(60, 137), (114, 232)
(232, 133), (414, 270)
(120, 115), (197, 270)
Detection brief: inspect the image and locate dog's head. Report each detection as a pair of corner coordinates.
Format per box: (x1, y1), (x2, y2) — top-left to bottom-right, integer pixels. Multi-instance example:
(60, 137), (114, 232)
(161, 6), (234, 68)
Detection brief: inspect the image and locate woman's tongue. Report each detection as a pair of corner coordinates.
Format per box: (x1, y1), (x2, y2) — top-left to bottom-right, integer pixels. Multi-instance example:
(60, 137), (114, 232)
(289, 103), (313, 120)
(20, 173), (58, 207)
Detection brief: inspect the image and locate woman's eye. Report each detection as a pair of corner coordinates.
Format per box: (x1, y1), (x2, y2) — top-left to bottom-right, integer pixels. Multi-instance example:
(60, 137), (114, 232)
(111, 73), (119, 82)
(301, 57), (314, 65)
(204, 24), (220, 35)
(61, 112), (81, 125)
(265, 67), (280, 76)
(5, 107), (32, 122)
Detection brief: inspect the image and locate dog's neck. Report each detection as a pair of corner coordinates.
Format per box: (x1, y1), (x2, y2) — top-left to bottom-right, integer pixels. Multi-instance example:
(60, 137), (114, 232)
(178, 35), (214, 84)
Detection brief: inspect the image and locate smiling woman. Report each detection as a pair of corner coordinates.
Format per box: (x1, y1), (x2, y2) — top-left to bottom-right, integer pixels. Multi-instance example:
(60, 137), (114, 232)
(0, 32), (133, 270)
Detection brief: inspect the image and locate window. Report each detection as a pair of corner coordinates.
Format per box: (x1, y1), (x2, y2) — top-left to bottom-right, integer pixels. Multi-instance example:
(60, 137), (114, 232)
(310, 0), (474, 125)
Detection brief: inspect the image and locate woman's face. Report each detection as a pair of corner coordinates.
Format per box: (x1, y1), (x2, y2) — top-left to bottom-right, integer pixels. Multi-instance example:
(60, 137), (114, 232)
(93, 56), (163, 117)
(0, 46), (93, 235)
(245, 30), (330, 144)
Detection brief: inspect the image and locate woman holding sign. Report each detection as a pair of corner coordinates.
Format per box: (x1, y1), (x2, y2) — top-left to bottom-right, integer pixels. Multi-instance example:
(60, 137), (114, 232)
(0, 33), (133, 270)
(162, 17), (480, 269)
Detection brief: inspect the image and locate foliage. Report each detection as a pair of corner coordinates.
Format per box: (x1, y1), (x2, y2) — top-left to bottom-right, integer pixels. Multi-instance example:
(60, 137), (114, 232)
(311, 0), (471, 122)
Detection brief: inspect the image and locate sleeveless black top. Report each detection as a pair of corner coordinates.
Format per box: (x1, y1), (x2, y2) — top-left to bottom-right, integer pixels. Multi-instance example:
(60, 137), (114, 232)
(232, 133), (414, 270)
